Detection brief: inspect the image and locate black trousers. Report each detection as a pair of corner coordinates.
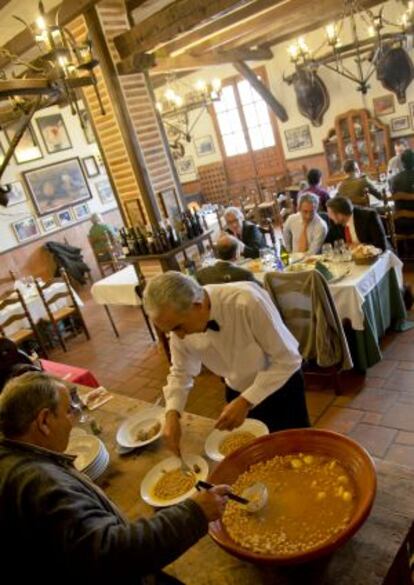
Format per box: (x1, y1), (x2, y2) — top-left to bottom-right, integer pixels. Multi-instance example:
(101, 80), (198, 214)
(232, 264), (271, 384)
(225, 369), (310, 432)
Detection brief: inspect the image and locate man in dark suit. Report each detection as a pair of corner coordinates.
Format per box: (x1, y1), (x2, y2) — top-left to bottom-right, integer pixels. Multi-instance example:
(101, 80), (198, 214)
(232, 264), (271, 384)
(224, 207), (266, 259)
(325, 196), (387, 250)
(196, 234), (260, 286)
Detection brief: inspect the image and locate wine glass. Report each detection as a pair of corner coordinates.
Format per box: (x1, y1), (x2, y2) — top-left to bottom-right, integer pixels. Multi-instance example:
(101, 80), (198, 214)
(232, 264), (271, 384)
(322, 243), (333, 261)
(70, 387), (88, 424)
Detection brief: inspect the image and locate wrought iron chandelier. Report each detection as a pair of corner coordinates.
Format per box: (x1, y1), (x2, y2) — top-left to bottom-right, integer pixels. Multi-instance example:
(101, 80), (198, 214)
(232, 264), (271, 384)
(285, 0), (414, 99)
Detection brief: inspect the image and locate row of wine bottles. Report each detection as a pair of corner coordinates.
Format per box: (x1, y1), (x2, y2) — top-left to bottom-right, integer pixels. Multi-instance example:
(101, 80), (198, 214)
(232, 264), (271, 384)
(119, 210), (205, 257)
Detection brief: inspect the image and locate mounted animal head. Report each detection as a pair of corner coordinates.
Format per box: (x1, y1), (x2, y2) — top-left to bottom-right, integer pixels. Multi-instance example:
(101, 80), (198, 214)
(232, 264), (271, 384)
(376, 45), (414, 104)
(284, 68), (330, 127)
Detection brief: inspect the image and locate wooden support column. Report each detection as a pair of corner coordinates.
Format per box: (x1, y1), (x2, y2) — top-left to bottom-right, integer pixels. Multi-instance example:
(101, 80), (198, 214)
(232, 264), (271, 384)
(233, 61), (288, 123)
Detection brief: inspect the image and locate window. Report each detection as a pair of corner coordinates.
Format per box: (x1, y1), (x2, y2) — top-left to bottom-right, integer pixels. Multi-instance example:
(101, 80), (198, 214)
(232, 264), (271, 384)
(213, 75), (276, 157)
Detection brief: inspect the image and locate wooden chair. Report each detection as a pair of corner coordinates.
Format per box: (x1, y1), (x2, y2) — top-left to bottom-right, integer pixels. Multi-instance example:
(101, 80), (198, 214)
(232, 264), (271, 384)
(88, 233), (127, 278)
(386, 192), (414, 259)
(35, 268), (90, 352)
(0, 288), (48, 358)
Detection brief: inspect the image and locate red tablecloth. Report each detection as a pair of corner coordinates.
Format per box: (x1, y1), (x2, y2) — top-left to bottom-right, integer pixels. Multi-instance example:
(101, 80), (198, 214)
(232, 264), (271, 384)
(40, 359), (100, 389)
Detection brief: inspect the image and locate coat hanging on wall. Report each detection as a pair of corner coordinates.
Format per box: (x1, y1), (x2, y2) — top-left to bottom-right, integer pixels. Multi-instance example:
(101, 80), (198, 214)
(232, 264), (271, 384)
(284, 69), (330, 127)
(376, 45), (414, 104)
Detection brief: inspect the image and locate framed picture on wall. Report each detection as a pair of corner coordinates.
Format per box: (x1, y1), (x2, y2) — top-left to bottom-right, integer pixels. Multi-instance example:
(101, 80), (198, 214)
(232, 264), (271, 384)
(124, 198), (146, 227)
(4, 122), (43, 164)
(57, 208), (74, 226)
(409, 102), (414, 128)
(284, 125), (312, 152)
(73, 202), (91, 220)
(79, 109), (96, 144)
(40, 215), (59, 232)
(176, 156), (195, 175)
(23, 157), (92, 216)
(391, 116), (410, 133)
(373, 95), (395, 116)
(194, 135), (215, 157)
(82, 155), (99, 177)
(95, 178), (115, 204)
(36, 113), (72, 154)
(0, 141), (5, 165)
(11, 216), (40, 243)
(7, 181), (27, 206)
(157, 188), (182, 221)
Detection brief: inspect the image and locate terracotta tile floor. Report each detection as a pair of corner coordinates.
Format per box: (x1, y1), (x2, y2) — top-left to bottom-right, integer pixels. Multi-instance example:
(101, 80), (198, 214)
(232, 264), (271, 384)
(49, 286), (414, 471)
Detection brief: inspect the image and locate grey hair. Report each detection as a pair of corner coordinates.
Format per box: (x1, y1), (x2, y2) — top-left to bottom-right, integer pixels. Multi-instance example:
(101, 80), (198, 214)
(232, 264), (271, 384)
(143, 271), (204, 318)
(223, 206), (244, 222)
(91, 213), (103, 224)
(298, 192), (319, 210)
(0, 372), (61, 438)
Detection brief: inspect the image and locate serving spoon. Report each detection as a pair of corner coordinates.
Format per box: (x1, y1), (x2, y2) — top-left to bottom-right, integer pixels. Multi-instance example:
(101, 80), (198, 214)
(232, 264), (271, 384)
(196, 480), (268, 513)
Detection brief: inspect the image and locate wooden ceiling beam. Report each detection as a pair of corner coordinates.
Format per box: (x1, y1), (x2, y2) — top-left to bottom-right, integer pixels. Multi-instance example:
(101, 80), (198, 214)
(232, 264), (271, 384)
(114, 0), (257, 57)
(0, 0), (103, 71)
(126, 0), (150, 12)
(0, 0), (12, 10)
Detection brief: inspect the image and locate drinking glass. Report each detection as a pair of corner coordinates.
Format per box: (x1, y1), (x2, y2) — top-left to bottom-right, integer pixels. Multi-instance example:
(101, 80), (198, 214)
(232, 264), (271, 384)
(260, 248), (275, 271)
(70, 387), (88, 424)
(322, 243), (333, 261)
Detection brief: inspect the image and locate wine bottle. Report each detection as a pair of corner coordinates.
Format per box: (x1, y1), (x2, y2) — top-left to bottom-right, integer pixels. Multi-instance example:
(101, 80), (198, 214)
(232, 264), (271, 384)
(159, 222), (171, 251)
(119, 228), (130, 256)
(184, 212), (195, 239)
(195, 210), (204, 234)
(279, 239), (290, 268)
(135, 226), (148, 255)
(126, 228), (136, 256)
(146, 227), (157, 255)
(166, 219), (179, 249)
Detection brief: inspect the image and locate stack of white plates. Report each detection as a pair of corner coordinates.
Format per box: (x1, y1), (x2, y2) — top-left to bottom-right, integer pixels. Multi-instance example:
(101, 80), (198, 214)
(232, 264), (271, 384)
(66, 434), (109, 481)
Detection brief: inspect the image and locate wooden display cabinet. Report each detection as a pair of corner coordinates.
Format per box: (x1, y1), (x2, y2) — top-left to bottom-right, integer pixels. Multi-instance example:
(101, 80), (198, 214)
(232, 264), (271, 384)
(323, 109), (392, 185)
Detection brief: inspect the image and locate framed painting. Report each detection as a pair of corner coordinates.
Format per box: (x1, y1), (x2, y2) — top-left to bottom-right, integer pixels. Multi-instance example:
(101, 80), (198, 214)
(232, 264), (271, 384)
(7, 181), (26, 206)
(373, 95), (395, 117)
(4, 122), (43, 164)
(11, 216), (40, 243)
(82, 155), (99, 177)
(391, 116), (410, 133)
(284, 125), (313, 152)
(23, 157), (92, 216)
(57, 208), (74, 226)
(40, 215), (59, 232)
(157, 188), (182, 221)
(194, 135), (215, 157)
(79, 109), (96, 144)
(36, 113), (72, 154)
(95, 178), (115, 204)
(73, 202), (91, 220)
(124, 198), (146, 227)
(176, 156), (196, 175)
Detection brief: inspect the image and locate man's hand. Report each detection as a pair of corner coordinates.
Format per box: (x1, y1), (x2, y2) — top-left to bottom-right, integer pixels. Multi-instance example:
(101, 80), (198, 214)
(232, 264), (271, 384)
(215, 396), (251, 431)
(164, 410), (182, 455)
(190, 485), (230, 522)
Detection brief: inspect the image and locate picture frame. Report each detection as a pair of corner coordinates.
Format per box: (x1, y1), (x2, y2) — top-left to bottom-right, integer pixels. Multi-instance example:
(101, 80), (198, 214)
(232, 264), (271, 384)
(194, 135), (215, 157)
(176, 156), (196, 175)
(23, 157), (92, 216)
(284, 125), (313, 152)
(73, 202), (91, 220)
(7, 181), (26, 206)
(57, 208), (74, 227)
(11, 216), (40, 243)
(79, 109), (96, 144)
(373, 94), (395, 117)
(0, 141), (5, 165)
(124, 198), (146, 227)
(4, 122), (43, 164)
(391, 115), (410, 133)
(157, 188), (182, 221)
(95, 178), (115, 204)
(36, 113), (72, 154)
(82, 155), (99, 178)
(40, 215), (59, 233)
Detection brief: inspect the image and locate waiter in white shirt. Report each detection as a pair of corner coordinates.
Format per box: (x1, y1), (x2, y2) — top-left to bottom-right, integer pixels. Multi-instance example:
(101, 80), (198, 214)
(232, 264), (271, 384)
(143, 272), (310, 455)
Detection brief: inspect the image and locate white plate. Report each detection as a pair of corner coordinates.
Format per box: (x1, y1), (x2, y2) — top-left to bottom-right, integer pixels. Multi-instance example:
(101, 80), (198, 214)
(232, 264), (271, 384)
(65, 435), (102, 471)
(116, 407), (165, 448)
(140, 455), (208, 508)
(204, 419), (269, 462)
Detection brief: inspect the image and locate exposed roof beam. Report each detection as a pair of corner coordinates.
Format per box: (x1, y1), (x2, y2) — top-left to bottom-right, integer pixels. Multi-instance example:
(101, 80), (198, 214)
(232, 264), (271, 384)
(126, 0), (149, 11)
(114, 0), (257, 57)
(0, 0), (12, 10)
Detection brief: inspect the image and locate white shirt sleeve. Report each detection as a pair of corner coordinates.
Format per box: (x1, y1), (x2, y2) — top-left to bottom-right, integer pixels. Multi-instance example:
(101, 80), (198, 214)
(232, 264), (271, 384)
(240, 294), (302, 406)
(282, 216), (293, 252)
(308, 219), (328, 254)
(162, 334), (202, 414)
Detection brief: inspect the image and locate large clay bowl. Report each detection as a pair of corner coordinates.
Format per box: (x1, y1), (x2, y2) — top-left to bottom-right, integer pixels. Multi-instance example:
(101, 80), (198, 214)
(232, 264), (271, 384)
(208, 428), (376, 566)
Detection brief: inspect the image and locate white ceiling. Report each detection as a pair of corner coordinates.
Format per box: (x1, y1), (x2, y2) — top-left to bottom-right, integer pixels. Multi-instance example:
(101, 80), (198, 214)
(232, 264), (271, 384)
(0, 0), (62, 46)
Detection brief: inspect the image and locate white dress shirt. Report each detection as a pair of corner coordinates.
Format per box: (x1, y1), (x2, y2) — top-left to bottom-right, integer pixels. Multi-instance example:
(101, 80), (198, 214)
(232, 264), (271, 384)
(163, 283), (302, 414)
(283, 212), (327, 255)
(347, 213), (360, 244)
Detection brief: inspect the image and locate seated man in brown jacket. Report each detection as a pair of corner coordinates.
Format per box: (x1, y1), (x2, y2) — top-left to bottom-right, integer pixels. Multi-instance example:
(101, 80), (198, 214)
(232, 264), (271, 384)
(0, 372), (228, 584)
(338, 159), (382, 206)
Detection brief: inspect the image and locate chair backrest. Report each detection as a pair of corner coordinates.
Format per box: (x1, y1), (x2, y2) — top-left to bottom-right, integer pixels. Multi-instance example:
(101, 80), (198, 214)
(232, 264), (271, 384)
(386, 192), (414, 243)
(264, 270), (352, 370)
(0, 288), (35, 335)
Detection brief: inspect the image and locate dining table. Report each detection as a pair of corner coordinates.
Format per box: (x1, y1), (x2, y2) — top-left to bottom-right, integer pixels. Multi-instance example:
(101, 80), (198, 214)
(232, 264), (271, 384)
(76, 386), (414, 585)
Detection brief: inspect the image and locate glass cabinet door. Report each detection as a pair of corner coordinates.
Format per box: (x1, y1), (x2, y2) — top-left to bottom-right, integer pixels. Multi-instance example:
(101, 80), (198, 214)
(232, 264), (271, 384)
(351, 114), (369, 169)
(324, 136), (341, 175)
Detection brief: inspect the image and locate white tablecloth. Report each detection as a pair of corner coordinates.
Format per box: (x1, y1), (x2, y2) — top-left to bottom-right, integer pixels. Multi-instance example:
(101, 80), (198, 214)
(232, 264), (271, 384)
(91, 265), (141, 307)
(1, 283), (83, 337)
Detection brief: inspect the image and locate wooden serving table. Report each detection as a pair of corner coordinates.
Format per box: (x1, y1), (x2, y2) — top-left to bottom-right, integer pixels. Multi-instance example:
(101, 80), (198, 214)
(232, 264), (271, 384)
(80, 389), (414, 585)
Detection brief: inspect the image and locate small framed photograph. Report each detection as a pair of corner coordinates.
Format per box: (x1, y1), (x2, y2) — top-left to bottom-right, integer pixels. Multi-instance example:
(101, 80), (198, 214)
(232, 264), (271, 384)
(194, 135), (215, 157)
(391, 116), (410, 133)
(409, 102), (414, 128)
(57, 209), (74, 227)
(373, 95), (395, 117)
(4, 122), (43, 164)
(40, 215), (59, 232)
(95, 178), (115, 204)
(11, 216), (40, 243)
(73, 202), (91, 220)
(79, 109), (96, 144)
(82, 155), (99, 178)
(284, 125), (313, 152)
(124, 198), (146, 227)
(176, 156), (196, 175)
(7, 181), (27, 206)
(36, 113), (72, 154)
(157, 188), (182, 221)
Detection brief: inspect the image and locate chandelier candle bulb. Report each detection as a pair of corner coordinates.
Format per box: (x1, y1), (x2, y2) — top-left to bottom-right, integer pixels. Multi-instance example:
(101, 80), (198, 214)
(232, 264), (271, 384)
(212, 78), (222, 92)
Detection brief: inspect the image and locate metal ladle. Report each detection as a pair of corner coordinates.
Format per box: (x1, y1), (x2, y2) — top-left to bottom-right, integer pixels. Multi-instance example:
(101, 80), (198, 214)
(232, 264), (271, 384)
(196, 480), (268, 513)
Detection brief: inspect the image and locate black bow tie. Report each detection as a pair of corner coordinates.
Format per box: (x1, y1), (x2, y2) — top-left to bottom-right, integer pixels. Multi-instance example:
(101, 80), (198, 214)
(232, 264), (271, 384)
(206, 319), (220, 332)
